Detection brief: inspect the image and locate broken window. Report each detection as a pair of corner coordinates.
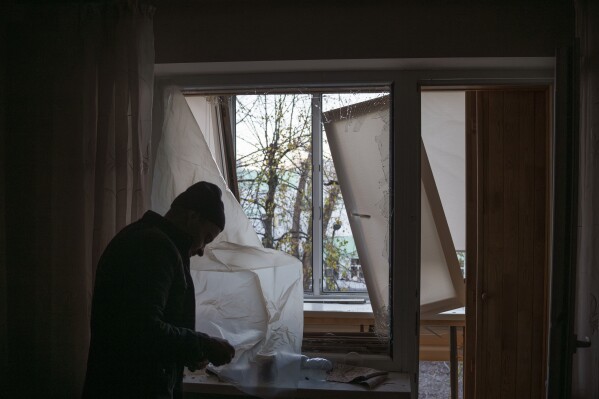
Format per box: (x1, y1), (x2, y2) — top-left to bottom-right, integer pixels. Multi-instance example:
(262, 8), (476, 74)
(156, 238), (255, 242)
(151, 79), (466, 375)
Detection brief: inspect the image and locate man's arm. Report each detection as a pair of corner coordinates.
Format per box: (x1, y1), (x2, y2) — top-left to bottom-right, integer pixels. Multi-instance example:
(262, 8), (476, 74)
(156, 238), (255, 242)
(123, 235), (234, 366)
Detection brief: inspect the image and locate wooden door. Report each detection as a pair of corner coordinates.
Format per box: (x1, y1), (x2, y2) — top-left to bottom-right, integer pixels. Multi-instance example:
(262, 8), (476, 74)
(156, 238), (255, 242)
(465, 89), (550, 399)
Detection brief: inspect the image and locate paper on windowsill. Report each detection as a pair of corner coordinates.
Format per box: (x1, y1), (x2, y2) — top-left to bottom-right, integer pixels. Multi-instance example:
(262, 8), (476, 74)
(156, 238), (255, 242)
(326, 363), (389, 389)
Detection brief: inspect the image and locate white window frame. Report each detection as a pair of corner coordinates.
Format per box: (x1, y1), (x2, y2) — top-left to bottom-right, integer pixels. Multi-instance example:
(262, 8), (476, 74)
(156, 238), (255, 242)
(154, 58), (555, 378)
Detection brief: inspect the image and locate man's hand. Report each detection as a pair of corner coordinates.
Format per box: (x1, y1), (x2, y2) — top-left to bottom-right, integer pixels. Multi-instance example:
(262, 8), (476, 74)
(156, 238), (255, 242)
(187, 360), (209, 372)
(204, 336), (235, 367)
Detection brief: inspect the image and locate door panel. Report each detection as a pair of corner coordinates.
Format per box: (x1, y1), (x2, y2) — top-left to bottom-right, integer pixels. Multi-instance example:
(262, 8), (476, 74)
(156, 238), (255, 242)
(466, 89), (549, 399)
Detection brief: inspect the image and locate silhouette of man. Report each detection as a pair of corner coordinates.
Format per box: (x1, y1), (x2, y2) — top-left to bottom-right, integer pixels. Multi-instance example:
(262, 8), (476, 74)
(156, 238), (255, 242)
(83, 181), (235, 398)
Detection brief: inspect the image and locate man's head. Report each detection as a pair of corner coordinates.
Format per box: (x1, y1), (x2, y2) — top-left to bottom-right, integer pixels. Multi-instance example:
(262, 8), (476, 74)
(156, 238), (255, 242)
(166, 181), (225, 257)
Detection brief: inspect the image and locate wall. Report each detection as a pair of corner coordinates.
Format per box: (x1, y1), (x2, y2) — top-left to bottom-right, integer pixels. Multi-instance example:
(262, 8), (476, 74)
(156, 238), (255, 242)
(0, 1), (579, 397)
(154, 0), (573, 64)
(152, 2), (576, 398)
(0, 1), (7, 397)
(573, 0), (599, 397)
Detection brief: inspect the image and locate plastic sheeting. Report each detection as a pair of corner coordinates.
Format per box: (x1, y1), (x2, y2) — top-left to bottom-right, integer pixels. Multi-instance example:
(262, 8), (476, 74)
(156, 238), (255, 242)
(323, 95), (465, 319)
(322, 97), (391, 330)
(152, 86), (304, 395)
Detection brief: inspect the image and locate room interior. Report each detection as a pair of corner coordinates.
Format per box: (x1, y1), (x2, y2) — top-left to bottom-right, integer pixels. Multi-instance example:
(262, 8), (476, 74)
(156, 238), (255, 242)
(1, 0), (598, 398)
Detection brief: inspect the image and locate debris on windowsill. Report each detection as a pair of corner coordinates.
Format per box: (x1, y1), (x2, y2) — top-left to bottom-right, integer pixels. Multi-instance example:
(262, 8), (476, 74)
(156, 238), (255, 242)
(326, 363), (389, 389)
(184, 367), (209, 378)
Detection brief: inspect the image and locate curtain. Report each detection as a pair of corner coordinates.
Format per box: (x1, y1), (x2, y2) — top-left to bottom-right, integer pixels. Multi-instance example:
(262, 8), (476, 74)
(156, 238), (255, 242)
(217, 96), (241, 201)
(0, 5), (7, 393)
(573, 0), (599, 397)
(184, 96), (229, 178)
(152, 87), (261, 247)
(5, 2), (154, 397)
(184, 95), (240, 200)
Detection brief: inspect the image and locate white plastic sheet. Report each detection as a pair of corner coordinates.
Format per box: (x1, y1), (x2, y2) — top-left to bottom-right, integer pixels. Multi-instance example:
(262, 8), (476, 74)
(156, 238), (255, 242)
(322, 97), (390, 328)
(152, 86), (304, 395)
(323, 95), (465, 320)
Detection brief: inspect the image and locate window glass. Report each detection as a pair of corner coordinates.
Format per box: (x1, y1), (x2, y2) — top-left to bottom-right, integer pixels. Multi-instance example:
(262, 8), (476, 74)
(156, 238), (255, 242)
(236, 94), (314, 290)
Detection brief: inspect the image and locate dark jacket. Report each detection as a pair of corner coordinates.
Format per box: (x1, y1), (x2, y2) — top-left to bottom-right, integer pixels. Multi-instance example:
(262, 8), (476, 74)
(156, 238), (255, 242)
(83, 211), (211, 398)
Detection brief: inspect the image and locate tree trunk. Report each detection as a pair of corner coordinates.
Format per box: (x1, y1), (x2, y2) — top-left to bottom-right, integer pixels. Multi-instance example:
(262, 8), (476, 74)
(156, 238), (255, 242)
(322, 183), (341, 233)
(262, 166), (278, 249)
(290, 151), (311, 258)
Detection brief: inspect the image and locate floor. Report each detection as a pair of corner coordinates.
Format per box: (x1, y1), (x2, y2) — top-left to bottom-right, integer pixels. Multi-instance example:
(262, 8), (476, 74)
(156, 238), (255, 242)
(419, 361), (463, 399)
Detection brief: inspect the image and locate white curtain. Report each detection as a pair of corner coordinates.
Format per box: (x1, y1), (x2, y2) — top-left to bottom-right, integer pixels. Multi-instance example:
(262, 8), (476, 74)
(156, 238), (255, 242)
(184, 95), (230, 178)
(152, 88), (260, 247)
(4, 2), (154, 396)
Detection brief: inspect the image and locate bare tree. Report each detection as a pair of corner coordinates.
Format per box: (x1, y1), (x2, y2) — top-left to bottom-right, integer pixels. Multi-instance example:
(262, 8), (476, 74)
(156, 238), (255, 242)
(234, 92), (370, 292)
(236, 94), (314, 289)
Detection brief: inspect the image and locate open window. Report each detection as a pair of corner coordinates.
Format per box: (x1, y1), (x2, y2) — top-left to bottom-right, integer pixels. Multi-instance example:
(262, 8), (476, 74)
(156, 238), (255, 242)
(178, 82), (465, 355)
(151, 61), (555, 399)
(184, 89), (394, 355)
(152, 67), (487, 381)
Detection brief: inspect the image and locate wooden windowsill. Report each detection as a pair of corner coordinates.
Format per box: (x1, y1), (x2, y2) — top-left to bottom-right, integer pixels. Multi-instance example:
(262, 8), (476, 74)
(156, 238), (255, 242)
(303, 303), (375, 334)
(303, 302), (373, 315)
(183, 370), (411, 398)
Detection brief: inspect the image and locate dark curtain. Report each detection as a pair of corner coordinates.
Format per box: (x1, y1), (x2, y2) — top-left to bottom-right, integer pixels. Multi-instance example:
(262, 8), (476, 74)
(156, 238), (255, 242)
(4, 2), (154, 397)
(573, 1), (599, 398)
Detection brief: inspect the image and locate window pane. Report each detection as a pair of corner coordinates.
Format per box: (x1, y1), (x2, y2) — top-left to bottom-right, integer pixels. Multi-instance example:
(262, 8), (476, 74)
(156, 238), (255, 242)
(321, 92), (390, 301)
(235, 94), (314, 291)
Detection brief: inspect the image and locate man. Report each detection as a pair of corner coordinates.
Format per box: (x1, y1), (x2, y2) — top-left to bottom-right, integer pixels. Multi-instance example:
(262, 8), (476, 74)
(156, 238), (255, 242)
(83, 181), (235, 398)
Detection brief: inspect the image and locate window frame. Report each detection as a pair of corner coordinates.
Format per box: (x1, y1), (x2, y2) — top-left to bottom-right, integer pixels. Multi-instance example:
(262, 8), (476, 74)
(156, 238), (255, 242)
(183, 86), (392, 301)
(154, 60), (555, 376)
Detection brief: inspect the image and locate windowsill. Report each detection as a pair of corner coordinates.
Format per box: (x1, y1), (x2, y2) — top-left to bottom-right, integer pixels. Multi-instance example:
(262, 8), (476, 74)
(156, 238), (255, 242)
(302, 302), (382, 354)
(303, 302), (375, 335)
(183, 370), (411, 398)
(303, 302), (373, 316)
(420, 307), (465, 324)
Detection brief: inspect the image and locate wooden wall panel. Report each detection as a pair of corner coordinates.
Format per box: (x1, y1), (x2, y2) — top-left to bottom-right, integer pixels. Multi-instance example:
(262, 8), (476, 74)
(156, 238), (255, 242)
(515, 91), (535, 398)
(482, 91), (503, 399)
(530, 90), (549, 399)
(468, 89), (549, 399)
(465, 91), (478, 399)
(499, 91), (519, 398)
(573, 2), (599, 396)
